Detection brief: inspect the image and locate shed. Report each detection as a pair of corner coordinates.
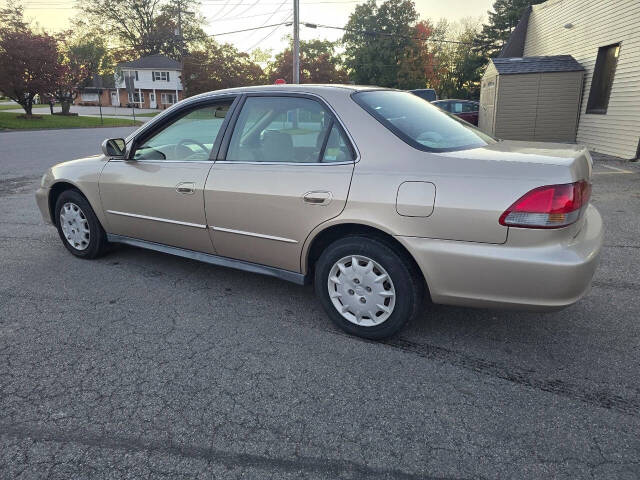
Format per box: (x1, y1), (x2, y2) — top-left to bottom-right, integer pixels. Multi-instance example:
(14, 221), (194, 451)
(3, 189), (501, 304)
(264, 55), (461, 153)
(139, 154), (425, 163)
(478, 55), (585, 142)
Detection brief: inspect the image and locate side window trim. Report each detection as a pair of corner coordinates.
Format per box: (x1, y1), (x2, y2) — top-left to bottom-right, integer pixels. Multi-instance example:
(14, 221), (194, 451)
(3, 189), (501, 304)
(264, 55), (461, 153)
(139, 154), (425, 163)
(128, 95), (240, 162)
(216, 92), (357, 165)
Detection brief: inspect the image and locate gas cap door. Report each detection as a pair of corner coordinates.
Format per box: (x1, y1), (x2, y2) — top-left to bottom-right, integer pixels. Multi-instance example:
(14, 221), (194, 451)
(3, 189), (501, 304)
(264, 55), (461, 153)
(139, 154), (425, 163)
(395, 181), (436, 217)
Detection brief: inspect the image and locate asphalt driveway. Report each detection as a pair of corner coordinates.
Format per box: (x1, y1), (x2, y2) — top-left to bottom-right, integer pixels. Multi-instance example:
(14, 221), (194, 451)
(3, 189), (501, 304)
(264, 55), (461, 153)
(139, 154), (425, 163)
(1, 128), (639, 479)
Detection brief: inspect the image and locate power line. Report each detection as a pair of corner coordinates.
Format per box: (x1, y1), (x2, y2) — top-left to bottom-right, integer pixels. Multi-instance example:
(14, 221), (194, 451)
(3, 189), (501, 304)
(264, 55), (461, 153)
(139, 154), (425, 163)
(206, 22), (290, 37)
(235, 0), (289, 43)
(246, 11), (292, 51)
(303, 22), (476, 45)
(208, 10), (292, 22)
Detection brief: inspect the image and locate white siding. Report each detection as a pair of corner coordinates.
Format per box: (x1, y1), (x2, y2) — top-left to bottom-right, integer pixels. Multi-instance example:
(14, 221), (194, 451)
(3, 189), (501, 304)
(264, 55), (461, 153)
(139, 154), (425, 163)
(114, 68), (183, 91)
(524, 0), (640, 159)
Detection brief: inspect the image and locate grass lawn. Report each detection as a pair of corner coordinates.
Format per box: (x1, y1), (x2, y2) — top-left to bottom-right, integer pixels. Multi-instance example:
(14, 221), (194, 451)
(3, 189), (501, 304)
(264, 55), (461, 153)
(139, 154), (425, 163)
(0, 111), (141, 130)
(0, 104), (58, 111)
(101, 111), (160, 118)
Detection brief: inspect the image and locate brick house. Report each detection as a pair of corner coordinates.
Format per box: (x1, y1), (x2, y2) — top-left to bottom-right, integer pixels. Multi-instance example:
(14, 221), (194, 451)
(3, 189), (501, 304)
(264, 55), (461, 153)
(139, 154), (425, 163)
(74, 74), (115, 106)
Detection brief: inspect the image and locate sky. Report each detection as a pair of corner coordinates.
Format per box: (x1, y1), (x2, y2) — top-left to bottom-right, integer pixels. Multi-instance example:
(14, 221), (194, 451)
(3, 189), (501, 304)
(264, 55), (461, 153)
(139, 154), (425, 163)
(18, 0), (495, 54)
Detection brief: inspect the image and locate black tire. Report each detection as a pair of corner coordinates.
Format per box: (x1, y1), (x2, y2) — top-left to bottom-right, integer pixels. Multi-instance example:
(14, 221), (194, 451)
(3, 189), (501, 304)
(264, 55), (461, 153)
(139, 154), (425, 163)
(54, 189), (109, 259)
(314, 236), (424, 340)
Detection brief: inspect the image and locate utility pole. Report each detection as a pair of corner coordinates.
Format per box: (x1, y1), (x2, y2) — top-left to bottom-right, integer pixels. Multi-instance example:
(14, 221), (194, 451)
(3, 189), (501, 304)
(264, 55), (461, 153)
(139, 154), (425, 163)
(177, 0), (184, 64)
(293, 0), (300, 84)
(176, 0), (193, 98)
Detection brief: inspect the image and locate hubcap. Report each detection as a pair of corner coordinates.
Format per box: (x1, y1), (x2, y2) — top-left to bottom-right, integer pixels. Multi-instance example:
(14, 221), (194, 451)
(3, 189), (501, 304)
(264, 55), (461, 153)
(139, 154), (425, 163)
(60, 202), (90, 251)
(327, 255), (396, 327)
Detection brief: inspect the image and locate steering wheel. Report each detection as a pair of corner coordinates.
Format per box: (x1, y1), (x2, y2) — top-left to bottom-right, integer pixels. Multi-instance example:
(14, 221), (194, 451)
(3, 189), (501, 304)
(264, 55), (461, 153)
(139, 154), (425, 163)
(177, 138), (208, 154)
(416, 131), (444, 145)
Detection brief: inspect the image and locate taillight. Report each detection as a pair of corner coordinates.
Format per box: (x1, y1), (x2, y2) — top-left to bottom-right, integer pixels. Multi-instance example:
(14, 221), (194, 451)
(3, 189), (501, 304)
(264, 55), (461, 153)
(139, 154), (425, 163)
(499, 181), (591, 229)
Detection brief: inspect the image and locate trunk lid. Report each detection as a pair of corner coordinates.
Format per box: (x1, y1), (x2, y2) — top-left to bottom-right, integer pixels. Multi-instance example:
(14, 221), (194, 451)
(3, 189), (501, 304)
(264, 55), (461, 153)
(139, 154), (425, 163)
(441, 139), (593, 182)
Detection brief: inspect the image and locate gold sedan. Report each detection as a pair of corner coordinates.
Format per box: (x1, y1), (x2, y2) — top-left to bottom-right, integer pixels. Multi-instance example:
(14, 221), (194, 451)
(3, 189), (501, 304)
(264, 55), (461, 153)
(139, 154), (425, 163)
(35, 85), (603, 339)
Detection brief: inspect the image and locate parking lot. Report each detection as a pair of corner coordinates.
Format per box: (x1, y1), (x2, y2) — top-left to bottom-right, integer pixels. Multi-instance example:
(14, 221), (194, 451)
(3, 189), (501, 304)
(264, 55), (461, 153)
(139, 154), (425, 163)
(1, 127), (639, 479)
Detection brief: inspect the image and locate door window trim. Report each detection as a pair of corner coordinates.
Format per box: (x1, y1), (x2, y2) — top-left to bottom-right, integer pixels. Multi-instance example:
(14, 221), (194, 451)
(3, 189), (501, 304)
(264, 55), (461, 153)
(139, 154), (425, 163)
(122, 95), (241, 164)
(215, 92), (359, 165)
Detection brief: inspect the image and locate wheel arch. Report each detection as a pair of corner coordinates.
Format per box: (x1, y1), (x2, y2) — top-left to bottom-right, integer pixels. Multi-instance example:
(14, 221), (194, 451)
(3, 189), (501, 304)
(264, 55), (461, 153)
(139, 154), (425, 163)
(303, 222), (429, 297)
(48, 181), (87, 227)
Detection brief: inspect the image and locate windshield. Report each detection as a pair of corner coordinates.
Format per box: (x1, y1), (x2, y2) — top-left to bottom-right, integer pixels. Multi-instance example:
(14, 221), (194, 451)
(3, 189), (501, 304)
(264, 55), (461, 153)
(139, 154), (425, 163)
(353, 90), (495, 152)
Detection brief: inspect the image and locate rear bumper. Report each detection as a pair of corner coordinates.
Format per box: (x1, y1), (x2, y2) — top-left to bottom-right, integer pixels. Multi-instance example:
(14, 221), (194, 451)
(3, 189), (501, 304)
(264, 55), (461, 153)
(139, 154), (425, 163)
(35, 187), (52, 224)
(397, 205), (603, 310)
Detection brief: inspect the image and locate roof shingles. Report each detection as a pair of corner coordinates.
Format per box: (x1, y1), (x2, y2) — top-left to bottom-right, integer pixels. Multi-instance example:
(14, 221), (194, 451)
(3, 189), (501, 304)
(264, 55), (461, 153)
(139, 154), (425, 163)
(491, 55), (584, 74)
(118, 54), (181, 70)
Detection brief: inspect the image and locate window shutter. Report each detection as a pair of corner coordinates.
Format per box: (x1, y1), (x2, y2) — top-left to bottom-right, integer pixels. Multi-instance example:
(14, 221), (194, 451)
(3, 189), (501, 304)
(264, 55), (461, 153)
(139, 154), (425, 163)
(152, 72), (155, 82)
(167, 72), (170, 82)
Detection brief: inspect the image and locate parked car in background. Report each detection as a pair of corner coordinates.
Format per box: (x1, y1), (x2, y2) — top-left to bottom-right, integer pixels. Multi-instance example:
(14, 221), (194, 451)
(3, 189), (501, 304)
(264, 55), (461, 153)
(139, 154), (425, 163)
(410, 88), (438, 102)
(36, 85), (602, 340)
(432, 99), (479, 125)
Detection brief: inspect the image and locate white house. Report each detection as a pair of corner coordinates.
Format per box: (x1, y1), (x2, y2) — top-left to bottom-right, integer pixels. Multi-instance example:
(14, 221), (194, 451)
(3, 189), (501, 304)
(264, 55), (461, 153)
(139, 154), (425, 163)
(112, 54), (184, 109)
(496, 0), (640, 159)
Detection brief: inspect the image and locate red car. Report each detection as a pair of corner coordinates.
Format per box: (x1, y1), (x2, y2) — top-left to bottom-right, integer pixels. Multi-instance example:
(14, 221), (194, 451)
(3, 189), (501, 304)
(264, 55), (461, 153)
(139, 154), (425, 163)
(432, 99), (479, 126)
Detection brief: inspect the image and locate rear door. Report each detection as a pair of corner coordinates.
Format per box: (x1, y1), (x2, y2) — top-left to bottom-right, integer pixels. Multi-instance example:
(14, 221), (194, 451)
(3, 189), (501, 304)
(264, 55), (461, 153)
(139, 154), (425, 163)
(204, 94), (356, 272)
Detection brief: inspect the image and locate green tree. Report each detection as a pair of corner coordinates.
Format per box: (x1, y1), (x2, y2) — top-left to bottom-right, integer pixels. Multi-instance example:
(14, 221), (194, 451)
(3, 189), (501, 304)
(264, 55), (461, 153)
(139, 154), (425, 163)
(75, 0), (208, 61)
(51, 33), (112, 114)
(182, 39), (265, 96)
(342, 0), (419, 88)
(0, 4), (29, 33)
(268, 38), (347, 84)
(432, 19), (485, 100)
(476, 0), (545, 58)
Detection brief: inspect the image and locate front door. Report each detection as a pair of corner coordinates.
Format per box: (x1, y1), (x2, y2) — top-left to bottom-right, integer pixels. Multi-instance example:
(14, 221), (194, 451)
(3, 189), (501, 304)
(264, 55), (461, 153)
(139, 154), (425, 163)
(99, 97), (236, 253)
(150, 92), (157, 109)
(205, 94), (356, 272)
(110, 91), (118, 106)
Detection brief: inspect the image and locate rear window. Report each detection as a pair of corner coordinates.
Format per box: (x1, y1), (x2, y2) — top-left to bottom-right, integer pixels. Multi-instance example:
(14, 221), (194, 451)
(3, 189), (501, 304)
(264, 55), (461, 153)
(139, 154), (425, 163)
(354, 90), (494, 152)
(411, 89), (437, 102)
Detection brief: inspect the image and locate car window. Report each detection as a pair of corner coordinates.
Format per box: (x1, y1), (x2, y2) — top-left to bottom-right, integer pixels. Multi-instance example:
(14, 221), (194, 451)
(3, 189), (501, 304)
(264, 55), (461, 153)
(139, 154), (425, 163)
(226, 96), (352, 163)
(453, 102), (463, 113)
(133, 101), (233, 161)
(322, 123), (354, 163)
(354, 90), (495, 152)
(461, 102), (477, 113)
(433, 101), (448, 112)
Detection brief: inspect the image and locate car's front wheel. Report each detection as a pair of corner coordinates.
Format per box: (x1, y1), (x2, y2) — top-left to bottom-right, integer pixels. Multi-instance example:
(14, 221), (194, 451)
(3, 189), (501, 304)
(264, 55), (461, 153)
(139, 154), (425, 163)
(314, 236), (424, 340)
(54, 189), (109, 259)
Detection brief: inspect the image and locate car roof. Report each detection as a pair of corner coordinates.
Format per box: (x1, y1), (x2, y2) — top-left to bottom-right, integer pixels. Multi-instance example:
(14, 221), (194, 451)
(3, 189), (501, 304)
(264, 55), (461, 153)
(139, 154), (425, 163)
(188, 84), (382, 101)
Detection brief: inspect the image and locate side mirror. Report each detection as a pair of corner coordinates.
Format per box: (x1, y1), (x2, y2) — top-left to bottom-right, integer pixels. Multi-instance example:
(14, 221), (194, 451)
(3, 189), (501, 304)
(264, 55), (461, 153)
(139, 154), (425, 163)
(101, 138), (127, 158)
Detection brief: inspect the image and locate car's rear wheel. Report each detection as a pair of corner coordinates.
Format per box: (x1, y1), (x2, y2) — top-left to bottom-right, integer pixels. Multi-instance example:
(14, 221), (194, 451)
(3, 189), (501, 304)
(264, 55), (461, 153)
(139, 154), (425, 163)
(54, 189), (108, 259)
(314, 236), (424, 339)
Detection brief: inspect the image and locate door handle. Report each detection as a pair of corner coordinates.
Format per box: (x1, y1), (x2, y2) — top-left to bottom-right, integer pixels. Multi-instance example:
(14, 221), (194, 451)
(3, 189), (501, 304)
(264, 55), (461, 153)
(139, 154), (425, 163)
(176, 182), (195, 195)
(303, 191), (332, 205)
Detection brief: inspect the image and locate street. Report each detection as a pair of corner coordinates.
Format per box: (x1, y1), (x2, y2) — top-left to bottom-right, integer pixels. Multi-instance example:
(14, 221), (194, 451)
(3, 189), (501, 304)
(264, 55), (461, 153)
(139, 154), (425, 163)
(1, 127), (639, 479)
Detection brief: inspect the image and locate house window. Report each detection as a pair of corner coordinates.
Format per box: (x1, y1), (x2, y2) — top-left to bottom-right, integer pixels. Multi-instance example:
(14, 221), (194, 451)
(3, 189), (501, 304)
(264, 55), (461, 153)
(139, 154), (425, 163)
(127, 92), (144, 104)
(586, 43), (620, 114)
(81, 92), (99, 102)
(152, 71), (170, 81)
(161, 93), (176, 104)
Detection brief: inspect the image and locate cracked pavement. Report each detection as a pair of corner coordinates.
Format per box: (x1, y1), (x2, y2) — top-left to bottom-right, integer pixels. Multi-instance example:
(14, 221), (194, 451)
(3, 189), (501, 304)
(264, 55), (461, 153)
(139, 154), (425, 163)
(1, 128), (640, 479)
